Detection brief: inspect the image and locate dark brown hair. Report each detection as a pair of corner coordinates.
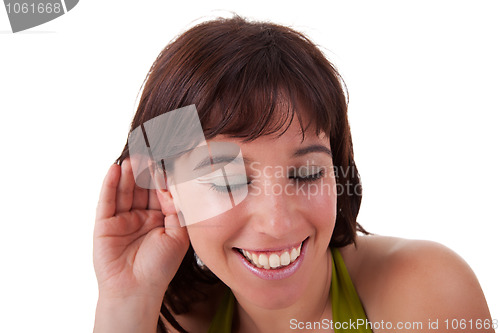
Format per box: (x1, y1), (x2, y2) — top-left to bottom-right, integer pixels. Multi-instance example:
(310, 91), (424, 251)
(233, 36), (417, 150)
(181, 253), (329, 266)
(117, 15), (366, 333)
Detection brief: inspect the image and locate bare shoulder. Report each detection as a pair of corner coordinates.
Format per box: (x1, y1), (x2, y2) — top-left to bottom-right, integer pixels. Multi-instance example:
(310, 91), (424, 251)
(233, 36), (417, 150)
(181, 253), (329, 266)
(339, 235), (493, 333)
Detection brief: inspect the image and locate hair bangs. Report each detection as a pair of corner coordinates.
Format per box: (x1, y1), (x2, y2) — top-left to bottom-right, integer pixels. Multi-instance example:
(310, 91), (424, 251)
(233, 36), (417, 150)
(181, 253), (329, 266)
(201, 83), (323, 143)
(194, 23), (334, 142)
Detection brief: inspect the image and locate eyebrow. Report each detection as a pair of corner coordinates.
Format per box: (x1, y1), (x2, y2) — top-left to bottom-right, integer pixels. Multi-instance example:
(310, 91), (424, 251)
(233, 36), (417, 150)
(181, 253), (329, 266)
(192, 144), (331, 171)
(193, 155), (251, 171)
(293, 144), (332, 157)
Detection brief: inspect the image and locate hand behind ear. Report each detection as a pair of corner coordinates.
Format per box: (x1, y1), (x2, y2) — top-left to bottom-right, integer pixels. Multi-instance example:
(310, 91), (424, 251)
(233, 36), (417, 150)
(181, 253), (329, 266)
(93, 158), (189, 300)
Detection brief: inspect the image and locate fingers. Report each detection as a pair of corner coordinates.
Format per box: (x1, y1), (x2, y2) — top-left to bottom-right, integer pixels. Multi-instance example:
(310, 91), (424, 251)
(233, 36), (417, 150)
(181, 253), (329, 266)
(98, 158), (162, 219)
(115, 159), (136, 213)
(131, 187), (162, 211)
(130, 161), (161, 210)
(131, 185), (148, 210)
(147, 189), (161, 210)
(164, 212), (184, 229)
(96, 163), (121, 220)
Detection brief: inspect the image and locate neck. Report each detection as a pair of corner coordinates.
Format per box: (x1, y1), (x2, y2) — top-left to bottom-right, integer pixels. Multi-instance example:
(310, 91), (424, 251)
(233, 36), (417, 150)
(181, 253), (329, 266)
(233, 249), (333, 333)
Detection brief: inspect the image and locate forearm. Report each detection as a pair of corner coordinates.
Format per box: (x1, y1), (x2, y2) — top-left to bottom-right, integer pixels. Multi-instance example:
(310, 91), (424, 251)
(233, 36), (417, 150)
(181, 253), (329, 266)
(94, 295), (163, 333)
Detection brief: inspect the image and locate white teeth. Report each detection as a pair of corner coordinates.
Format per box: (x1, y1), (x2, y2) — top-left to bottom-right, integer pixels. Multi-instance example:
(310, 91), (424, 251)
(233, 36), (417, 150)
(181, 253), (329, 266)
(251, 253), (261, 268)
(280, 251), (290, 266)
(269, 254), (280, 268)
(258, 254), (270, 269)
(239, 242), (303, 270)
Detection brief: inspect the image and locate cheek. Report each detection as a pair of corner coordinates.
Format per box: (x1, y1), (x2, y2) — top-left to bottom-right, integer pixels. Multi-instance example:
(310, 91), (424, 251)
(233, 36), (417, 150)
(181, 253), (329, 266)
(186, 226), (221, 273)
(171, 181), (245, 226)
(311, 196), (336, 227)
(185, 212), (239, 271)
(186, 224), (223, 255)
(300, 180), (337, 232)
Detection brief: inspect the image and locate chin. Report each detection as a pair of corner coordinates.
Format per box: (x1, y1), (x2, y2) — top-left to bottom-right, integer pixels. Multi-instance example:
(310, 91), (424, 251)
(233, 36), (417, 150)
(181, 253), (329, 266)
(242, 283), (305, 310)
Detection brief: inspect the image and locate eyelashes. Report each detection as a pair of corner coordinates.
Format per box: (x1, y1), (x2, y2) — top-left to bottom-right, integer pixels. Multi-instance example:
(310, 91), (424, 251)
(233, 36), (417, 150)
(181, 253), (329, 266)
(209, 181), (251, 193)
(289, 169), (325, 183)
(200, 174), (249, 193)
(208, 168), (326, 193)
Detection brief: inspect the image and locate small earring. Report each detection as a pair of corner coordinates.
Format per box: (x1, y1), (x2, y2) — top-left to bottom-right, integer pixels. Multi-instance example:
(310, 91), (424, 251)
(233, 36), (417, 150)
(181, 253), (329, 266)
(194, 251), (208, 270)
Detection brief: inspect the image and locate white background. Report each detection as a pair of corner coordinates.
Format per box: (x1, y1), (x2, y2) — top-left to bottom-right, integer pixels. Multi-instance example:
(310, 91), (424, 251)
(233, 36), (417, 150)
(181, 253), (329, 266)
(1, 1), (498, 332)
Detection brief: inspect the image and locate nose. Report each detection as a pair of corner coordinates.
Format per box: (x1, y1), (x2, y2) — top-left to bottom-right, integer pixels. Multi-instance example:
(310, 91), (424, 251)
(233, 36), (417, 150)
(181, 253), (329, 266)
(246, 178), (298, 239)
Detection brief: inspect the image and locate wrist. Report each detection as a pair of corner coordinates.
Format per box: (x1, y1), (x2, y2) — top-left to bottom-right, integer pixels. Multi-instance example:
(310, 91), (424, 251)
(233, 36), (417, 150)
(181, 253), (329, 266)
(94, 294), (164, 333)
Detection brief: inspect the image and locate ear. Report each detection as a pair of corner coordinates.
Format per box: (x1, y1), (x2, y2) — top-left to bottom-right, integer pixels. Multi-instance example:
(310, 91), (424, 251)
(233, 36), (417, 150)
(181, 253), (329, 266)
(154, 168), (181, 217)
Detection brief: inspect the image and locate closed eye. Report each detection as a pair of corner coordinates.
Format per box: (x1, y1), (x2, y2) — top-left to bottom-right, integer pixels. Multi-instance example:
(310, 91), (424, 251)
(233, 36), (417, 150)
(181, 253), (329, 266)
(288, 165), (325, 183)
(209, 181), (251, 193)
(289, 169), (325, 183)
(202, 174), (250, 194)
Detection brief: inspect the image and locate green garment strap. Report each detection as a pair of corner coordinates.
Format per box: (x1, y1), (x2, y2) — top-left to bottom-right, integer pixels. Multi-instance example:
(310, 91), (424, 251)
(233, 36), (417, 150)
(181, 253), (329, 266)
(207, 287), (234, 333)
(331, 248), (373, 332)
(208, 248), (372, 333)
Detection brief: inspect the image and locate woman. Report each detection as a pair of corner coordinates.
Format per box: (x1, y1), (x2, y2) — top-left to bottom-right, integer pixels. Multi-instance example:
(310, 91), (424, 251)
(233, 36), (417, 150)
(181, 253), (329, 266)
(93, 16), (493, 333)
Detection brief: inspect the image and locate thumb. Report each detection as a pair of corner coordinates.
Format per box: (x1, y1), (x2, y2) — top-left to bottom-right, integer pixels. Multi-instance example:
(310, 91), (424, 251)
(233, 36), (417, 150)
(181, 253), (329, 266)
(148, 216), (189, 288)
(161, 213), (190, 258)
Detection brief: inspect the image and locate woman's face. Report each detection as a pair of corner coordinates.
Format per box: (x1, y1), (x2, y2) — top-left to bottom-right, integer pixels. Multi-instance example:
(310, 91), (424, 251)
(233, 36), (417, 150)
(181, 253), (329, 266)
(172, 118), (337, 309)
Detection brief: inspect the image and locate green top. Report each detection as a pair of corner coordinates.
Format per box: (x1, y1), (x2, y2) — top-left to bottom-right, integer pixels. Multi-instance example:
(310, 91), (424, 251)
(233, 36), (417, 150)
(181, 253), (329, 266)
(208, 247), (373, 333)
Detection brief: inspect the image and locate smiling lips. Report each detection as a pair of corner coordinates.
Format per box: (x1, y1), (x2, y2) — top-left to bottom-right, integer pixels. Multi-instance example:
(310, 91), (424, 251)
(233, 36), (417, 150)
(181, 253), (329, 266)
(237, 242), (303, 269)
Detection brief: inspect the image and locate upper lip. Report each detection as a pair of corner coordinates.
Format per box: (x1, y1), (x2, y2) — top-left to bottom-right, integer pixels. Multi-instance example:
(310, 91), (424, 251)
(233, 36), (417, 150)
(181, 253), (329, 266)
(233, 237), (307, 253)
